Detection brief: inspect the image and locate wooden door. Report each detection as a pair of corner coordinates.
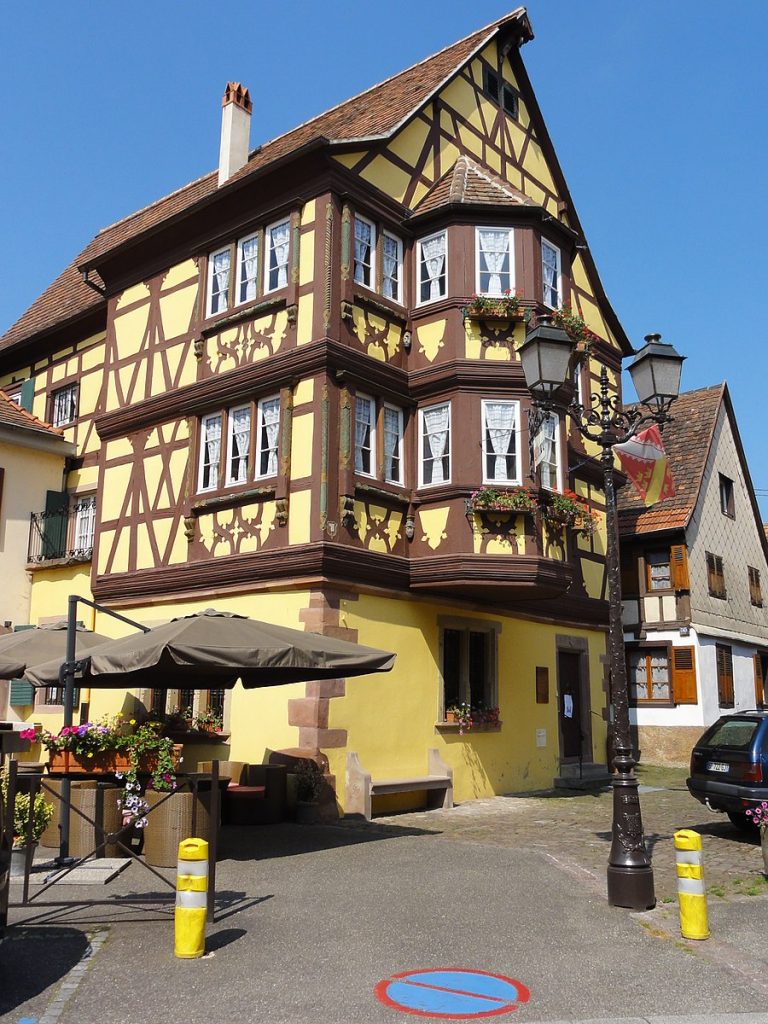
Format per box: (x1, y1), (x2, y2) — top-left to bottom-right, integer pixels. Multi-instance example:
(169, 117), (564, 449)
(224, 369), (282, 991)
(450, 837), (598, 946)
(558, 651), (584, 760)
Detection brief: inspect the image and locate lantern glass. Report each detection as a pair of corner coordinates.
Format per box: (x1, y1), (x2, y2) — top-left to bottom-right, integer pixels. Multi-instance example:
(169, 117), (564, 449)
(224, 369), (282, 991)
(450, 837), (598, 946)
(628, 336), (685, 406)
(519, 329), (574, 399)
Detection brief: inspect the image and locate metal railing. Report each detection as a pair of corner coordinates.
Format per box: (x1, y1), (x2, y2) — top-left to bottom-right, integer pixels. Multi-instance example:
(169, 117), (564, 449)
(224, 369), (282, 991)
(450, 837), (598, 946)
(27, 496), (96, 563)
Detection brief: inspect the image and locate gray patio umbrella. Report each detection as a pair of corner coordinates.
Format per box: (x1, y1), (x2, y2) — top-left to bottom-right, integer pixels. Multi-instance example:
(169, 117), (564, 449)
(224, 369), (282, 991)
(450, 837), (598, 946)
(25, 608), (396, 689)
(0, 621), (112, 680)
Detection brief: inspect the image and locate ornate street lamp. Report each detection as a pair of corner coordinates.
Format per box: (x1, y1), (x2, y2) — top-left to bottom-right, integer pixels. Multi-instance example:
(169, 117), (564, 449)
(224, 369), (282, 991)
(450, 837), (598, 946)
(520, 316), (685, 910)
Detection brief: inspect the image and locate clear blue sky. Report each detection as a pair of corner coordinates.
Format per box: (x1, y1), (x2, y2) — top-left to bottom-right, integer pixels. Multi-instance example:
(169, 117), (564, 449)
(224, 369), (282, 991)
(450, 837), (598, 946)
(1, 2), (766, 515)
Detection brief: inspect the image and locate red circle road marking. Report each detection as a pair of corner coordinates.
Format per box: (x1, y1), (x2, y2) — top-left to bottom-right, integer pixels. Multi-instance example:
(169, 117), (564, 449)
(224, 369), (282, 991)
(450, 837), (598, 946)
(374, 967), (530, 1019)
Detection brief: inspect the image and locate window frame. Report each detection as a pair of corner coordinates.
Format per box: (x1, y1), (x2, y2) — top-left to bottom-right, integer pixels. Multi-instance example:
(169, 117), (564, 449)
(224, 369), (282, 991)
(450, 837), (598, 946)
(627, 646), (672, 704)
(198, 412), (224, 493)
(533, 410), (561, 492)
(51, 382), (79, 427)
(541, 238), (562, 309)
(416, 229), (448, 307)
(264, 218), (291, 294)
(382, 402), (405, 485)
(73, 494), (96, 556)
(475, 226), (515, 298)
(234, 232), (260, 307)
(381, 230), (404, 304)
(716, 643), (735, 707)
(439, 616), (500, 722)
(749, 566), (763, 608)
(719, 473), (735, 518)
(353, 213), (377, 292)
(481, 399), (521, 486)
(206, 244), (233, 318)
(645, 550), (672, 592)
(225, 403), (252, 488)
(419, 401), (451, 488)
(354, 393), (376, 479)
(255, 395), (281, 480)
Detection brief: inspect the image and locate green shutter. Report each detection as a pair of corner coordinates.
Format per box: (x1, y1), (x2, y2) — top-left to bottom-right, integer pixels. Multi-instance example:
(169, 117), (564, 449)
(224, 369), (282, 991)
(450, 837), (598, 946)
(19, 378), (34, 412)
(42, 490), (68, 559)
(9, 678), (35, 705)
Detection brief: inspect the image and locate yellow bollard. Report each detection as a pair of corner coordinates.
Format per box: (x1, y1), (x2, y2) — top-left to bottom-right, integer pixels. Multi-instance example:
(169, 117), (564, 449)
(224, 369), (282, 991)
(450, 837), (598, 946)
(175, 838), (209, 959)
(674, 829), (709, 940)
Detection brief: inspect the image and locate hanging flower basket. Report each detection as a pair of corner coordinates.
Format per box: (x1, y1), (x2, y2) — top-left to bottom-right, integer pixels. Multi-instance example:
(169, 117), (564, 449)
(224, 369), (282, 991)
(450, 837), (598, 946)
(540, 489), (597, 537)
(462, 291), (522, 321)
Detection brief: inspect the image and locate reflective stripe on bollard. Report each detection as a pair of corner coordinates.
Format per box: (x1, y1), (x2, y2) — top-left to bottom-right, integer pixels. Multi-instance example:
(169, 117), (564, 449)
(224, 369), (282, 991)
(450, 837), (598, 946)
(175, 838), (208, 959)
(674, 829), (709, 940)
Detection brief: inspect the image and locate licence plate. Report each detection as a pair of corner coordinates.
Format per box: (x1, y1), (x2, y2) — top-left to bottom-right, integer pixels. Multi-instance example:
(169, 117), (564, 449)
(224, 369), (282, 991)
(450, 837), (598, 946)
(706, 761), (729, 773)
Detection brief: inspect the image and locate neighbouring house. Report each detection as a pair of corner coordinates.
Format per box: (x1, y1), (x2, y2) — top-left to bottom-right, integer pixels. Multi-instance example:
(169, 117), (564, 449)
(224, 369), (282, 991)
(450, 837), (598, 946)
(0, 8), (640, 811)
(618, 383), (768, 766)
(0, 390), (76, 721)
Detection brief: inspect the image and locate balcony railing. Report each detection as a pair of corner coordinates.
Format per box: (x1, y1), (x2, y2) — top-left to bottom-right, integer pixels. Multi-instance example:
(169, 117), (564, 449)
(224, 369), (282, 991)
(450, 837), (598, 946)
(27, 495), (96, 564)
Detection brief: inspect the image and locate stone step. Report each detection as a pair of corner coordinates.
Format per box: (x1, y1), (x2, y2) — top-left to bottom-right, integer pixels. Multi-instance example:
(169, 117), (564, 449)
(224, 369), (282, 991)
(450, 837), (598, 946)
(553, 763), (612, 790)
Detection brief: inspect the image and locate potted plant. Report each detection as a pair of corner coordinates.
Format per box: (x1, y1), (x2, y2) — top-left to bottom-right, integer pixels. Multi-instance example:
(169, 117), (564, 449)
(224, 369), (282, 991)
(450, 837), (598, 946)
(0, 770), (54, 876)
(472, 705), (501, 728)
(526, 306), (600, 349)
(540, 489), (597, 537)
(746, 802), (768, 875)
(34, 718), (131, 774)
(462, 290), (522, 320)
(194, 708), (224, 735)
(294, 760), (324, 824)
(446, 703), (473, 734)
(466, 486), (539, 516)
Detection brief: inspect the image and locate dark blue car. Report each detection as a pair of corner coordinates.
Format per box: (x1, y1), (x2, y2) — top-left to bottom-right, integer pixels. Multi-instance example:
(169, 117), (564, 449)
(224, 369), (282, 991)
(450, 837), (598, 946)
(687, 711), (768, 830)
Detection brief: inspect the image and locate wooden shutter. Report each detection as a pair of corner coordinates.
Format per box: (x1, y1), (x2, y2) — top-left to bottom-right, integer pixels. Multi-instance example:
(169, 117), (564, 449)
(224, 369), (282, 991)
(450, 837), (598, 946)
(9, 678), (35, 705)
(42, 490), (68, 559)
(670, 544), (690, 590)
(755, 654), (766, 708)
(671, 646), (698, 704)
(19, 378), (34, 412)
(716, 644), (734, 704)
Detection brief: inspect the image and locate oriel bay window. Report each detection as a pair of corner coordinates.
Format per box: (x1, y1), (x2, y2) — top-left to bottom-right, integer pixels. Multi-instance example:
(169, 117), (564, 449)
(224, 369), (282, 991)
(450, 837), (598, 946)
(475, 227), (514, 296)
(482, 400), (520, 484)
(541, 239), (562, 308)
(419, 402), (450, 486)
(198, 395), (280, 493)
(382, 232), (403, 303)
(353, 396), (405, 485)
(417, 230), (447, 304)
(354, 394), (376, 477)
(532, 412), (560, 491)
(353, 215), (375, 289)
(383, 404), (404, 484)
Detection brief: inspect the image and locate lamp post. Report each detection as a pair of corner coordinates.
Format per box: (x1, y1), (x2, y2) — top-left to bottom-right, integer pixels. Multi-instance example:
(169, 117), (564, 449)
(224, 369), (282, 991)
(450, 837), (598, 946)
(520, 318), (685, 910)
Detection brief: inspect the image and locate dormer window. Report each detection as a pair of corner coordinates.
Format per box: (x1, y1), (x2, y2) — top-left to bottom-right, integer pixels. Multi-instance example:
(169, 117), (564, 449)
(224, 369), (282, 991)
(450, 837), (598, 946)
(541, 239), (562, 308)
(476, 228), (514, 297)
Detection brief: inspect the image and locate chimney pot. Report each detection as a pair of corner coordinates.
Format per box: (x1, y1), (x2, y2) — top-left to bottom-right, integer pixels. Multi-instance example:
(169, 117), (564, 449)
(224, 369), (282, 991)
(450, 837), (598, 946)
(218, 81), (252, 186)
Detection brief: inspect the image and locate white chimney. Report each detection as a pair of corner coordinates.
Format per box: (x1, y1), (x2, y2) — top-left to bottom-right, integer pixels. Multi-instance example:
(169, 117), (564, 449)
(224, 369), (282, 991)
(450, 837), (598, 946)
(218, 82), (252, 186)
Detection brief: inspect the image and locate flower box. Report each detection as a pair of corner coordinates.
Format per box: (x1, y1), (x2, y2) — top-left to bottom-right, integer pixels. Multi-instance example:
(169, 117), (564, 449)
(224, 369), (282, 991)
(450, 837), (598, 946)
(48, 751), (133, 774)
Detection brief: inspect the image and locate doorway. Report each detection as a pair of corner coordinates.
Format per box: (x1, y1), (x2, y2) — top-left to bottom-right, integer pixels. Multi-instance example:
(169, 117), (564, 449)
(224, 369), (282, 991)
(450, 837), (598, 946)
(557, 648), (590, 762)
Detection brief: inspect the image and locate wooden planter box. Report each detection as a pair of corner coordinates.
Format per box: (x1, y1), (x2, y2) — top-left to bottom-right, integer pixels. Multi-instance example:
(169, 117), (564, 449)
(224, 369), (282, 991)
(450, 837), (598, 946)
(48, 751), (133, 774)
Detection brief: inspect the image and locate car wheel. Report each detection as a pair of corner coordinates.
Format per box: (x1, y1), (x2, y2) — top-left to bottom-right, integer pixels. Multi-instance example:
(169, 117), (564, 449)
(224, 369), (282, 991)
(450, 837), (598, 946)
(727, 811), (757, 832)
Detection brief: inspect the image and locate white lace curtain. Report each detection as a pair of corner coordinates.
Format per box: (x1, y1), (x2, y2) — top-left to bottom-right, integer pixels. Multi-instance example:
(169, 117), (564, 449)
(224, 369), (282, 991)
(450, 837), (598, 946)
(229, 407), (251, 483)
(355, 399), (373, 473)
(382, 235), (399, 299)
(423, 405), (449, 483)
(260, 399), (280, 476)
(535, 414), (557, 489)
(383, 406), (401, 481)
(478, 230), (509, 296)
(212, 250), (231, 311)
(203, 415), (222, 487)
(485, 402), (516, 480)
(421, 234), (446, 300)
(240, 237), (259, 302)
(270, 222), (290, 289)
(354, 219), (373, 285)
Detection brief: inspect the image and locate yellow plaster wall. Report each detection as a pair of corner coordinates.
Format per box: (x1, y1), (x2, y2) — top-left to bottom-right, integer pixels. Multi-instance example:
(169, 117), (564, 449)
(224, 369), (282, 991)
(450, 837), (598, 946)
(288, 490), (312, 545)
(329, 593), (608, 807)
(290, 413), (314, 480)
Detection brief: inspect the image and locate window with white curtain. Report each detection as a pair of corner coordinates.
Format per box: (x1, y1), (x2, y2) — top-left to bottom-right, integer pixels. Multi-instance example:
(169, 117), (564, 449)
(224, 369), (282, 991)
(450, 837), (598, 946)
(476, 227), (513, 296)
(226, 405), (252, 486)
(383, 403), (404, 484)
(482, 400), (520, 484)
(236, 234), (259, 304)
(628, 648), (671, 702)
(353, 215), (376, 289)
(533, 412), (560, 491)
(51, 383), (79, 427)
(256, 396), (280, 477)
(417, 230), (447, 304)
(541, 239), (561, 308)
(382, 232), (403, 303)
(73, 495), (96, 554)
(265, 220), (290, 292)
(207, 247), (231, 316)
(199, 413), (223, 491)
(354, 394), (376, 477)
(420, 402), (450, 486)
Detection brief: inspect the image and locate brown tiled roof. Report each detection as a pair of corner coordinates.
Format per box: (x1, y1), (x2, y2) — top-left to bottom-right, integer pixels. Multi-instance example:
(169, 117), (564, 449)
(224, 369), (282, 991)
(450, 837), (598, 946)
(0, 389), (64, 439)
(413, 155), (537, 215)
(1, 10), (530, 355)
(617, 384), (724, 536)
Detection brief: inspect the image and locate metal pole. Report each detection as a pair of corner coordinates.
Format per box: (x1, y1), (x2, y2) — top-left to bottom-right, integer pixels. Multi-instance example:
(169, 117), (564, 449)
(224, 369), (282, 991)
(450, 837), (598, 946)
(597, 368), (655, 910)
(57, 594), (79, 865)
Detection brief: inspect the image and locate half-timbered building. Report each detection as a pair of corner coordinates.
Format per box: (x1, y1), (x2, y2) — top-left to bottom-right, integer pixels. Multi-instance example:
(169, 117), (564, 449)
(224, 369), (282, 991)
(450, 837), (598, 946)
(0, 9), (634, 808)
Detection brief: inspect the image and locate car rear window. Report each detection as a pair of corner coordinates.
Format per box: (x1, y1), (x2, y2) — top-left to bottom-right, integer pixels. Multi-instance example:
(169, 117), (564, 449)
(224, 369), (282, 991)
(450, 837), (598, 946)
(699, 719), (759, 750)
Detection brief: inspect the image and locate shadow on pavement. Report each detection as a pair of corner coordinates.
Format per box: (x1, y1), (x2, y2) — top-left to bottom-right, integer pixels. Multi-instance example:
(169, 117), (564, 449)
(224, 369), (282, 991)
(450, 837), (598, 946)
(218, 820), (437, 860)
(0, 925), (89, 1015)
(206, 926), (247, 951)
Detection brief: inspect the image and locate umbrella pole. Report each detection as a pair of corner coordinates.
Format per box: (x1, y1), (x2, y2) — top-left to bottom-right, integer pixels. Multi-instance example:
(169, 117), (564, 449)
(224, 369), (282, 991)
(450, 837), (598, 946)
(56, 595), (79, 866)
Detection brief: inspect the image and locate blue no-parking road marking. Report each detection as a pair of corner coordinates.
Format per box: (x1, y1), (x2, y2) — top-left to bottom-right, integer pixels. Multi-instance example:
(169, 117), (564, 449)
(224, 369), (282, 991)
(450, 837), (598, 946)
(375, 967), (530, 1018)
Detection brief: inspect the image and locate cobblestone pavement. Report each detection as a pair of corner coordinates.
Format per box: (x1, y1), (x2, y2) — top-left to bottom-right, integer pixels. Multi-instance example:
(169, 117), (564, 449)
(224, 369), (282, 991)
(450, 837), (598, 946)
(361, 766), (768, 903)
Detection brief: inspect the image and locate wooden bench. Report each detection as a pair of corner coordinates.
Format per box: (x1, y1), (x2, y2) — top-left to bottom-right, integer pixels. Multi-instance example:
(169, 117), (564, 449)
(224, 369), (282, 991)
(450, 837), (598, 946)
(345, 749), (453, 820)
